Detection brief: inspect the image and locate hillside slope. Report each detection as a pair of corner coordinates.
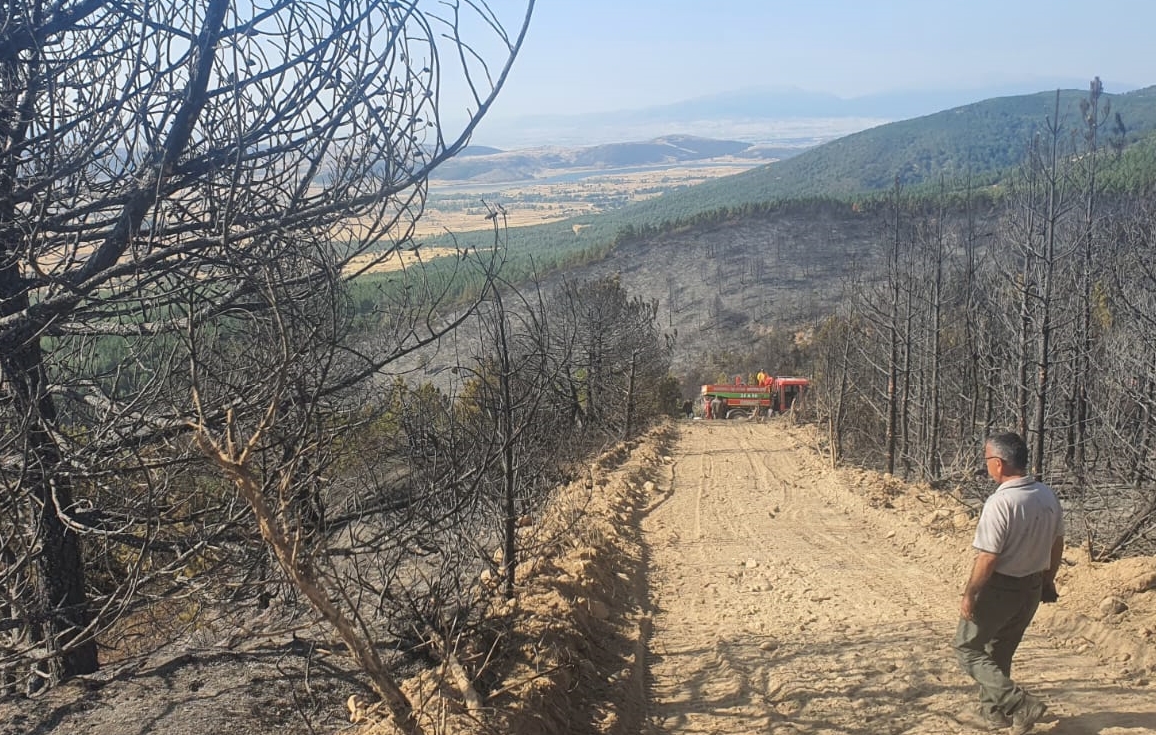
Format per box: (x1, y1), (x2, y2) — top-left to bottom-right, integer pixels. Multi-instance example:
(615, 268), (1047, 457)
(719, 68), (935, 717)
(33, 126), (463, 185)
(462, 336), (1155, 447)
(535, 200), (1003, 379)
(545, 202), (881, 374)
(425, 85), (1156, 298)
(622, 85), (1156, 217)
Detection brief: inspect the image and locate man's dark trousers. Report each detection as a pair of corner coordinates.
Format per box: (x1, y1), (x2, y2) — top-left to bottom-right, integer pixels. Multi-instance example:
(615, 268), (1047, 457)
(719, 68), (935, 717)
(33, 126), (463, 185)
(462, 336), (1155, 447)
(953, 571), (1043, 716)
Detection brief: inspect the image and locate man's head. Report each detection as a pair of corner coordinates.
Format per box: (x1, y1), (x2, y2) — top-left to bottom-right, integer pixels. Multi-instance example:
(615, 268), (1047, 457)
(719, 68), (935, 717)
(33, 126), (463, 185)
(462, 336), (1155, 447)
(984, 432), (1029, 482)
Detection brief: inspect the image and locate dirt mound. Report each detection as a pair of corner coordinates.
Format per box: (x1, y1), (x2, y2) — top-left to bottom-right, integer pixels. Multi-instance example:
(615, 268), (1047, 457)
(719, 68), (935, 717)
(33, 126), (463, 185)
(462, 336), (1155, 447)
(457, 426), (674, 734)
(350, 424), (675, 734)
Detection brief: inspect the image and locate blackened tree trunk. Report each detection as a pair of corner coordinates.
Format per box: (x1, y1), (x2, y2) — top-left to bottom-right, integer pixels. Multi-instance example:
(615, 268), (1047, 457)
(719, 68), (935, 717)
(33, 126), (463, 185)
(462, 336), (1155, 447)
(927, 182), (946, 479)
(1032, 92), (1068, 478)
(1, 342), (97, 679)
(0, 298), (97, 681)
(885, 179), (903, 475)
(1070, 77), (1108, 482)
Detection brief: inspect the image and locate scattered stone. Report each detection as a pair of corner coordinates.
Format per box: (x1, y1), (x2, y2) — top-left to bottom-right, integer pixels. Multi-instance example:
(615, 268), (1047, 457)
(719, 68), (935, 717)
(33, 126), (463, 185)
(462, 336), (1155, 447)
(347, 694), (365, 723)
(580, 597), (610, 620)
(922, 509), (951, 527)
(745, 559), (759, 569)
(643, 480), (657, 493)
(1099, 596), (1128, 616)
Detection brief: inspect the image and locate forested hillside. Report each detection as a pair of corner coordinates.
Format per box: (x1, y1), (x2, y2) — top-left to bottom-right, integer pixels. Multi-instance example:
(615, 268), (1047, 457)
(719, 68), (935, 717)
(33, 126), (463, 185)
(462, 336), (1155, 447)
(620, 84), (1156, 216)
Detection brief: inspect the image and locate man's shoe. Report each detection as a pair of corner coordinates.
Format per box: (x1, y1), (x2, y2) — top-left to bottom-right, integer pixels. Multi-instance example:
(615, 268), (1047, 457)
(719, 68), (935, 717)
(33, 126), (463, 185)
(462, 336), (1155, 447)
(1009, 694), (1047, 735)
(975, 705), (1011, 730)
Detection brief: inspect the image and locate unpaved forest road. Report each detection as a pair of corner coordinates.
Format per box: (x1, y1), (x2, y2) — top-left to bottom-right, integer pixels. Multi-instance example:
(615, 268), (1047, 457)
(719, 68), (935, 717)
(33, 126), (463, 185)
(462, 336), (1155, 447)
(641, 421), (1156, 735)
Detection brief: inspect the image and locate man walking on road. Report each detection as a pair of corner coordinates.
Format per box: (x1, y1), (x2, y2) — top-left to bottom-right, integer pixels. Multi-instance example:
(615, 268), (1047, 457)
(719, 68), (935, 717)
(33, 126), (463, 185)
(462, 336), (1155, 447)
(954, 432), (1064, 734)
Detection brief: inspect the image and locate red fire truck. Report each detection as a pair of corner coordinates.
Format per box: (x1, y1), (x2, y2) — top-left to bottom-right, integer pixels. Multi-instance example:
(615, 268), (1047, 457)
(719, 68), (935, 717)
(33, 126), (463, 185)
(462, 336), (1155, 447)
(700, 376), (809, 419)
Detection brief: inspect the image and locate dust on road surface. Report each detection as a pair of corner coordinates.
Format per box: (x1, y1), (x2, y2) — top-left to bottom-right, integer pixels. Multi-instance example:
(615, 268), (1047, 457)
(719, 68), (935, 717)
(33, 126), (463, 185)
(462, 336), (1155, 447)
(642, 420), (1156, 735)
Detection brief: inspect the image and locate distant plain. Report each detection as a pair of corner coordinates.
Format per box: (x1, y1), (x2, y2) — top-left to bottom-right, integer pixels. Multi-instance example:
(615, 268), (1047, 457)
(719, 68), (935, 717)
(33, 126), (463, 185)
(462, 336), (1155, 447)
(418, 160), (761, 237)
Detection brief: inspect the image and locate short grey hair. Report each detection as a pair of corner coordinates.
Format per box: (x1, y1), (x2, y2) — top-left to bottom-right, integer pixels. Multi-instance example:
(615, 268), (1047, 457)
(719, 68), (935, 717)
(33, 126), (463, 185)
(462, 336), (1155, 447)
(986, 432), (1029, 473)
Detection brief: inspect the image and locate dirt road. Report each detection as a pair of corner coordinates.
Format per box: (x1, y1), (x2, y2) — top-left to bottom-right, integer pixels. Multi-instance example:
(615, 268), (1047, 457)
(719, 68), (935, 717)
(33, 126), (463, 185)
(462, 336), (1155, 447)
(642, 421), (1156, 735)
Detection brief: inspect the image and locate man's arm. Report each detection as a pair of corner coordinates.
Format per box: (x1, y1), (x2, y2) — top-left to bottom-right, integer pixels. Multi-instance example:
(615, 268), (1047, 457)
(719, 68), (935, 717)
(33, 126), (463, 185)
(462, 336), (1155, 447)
(1046, 535), (1064, 584)
(1037, 534), (1065, 604)
(960, 550), (999, 621)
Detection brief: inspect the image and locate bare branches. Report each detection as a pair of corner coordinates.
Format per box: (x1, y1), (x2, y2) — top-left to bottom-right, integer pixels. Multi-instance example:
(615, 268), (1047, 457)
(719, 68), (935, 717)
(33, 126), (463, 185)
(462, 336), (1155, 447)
(2, 0), (533, 690)
(193, 404), (420, 735)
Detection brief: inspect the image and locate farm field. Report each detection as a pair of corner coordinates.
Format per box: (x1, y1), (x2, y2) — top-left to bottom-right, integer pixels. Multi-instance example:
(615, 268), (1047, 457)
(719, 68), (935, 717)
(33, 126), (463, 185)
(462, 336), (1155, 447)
(418, 160), (763, 236)
(342, 159), (764, 275)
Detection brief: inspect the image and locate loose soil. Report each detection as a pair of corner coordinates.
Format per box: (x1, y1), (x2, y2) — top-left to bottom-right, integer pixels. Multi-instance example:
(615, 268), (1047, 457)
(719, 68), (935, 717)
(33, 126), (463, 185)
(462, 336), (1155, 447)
(642, 420), (1156, 734)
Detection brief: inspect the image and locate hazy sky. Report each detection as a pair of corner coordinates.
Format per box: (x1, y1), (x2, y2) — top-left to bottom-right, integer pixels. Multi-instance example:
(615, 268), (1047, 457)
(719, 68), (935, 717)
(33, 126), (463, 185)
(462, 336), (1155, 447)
(477, 0), (1152, 120)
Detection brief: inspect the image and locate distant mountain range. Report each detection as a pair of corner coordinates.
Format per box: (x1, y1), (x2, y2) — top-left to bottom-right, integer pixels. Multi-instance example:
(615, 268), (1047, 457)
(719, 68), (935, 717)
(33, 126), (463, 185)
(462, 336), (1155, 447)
(605, 79), (1144, 122)
(447, 80), (1153, 185)
(600, 84), (1156, 221)
(474, 79), (1145, 149)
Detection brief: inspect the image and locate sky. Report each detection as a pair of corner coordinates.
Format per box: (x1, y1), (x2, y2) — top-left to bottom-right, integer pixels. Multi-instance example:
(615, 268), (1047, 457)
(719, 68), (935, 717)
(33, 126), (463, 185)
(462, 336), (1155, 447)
(469, 0), (1153, 125)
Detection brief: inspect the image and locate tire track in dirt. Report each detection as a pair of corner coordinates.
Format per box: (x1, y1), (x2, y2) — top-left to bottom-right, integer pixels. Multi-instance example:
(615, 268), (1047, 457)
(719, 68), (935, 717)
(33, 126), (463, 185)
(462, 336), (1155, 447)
(642, 421), (1156, 735)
